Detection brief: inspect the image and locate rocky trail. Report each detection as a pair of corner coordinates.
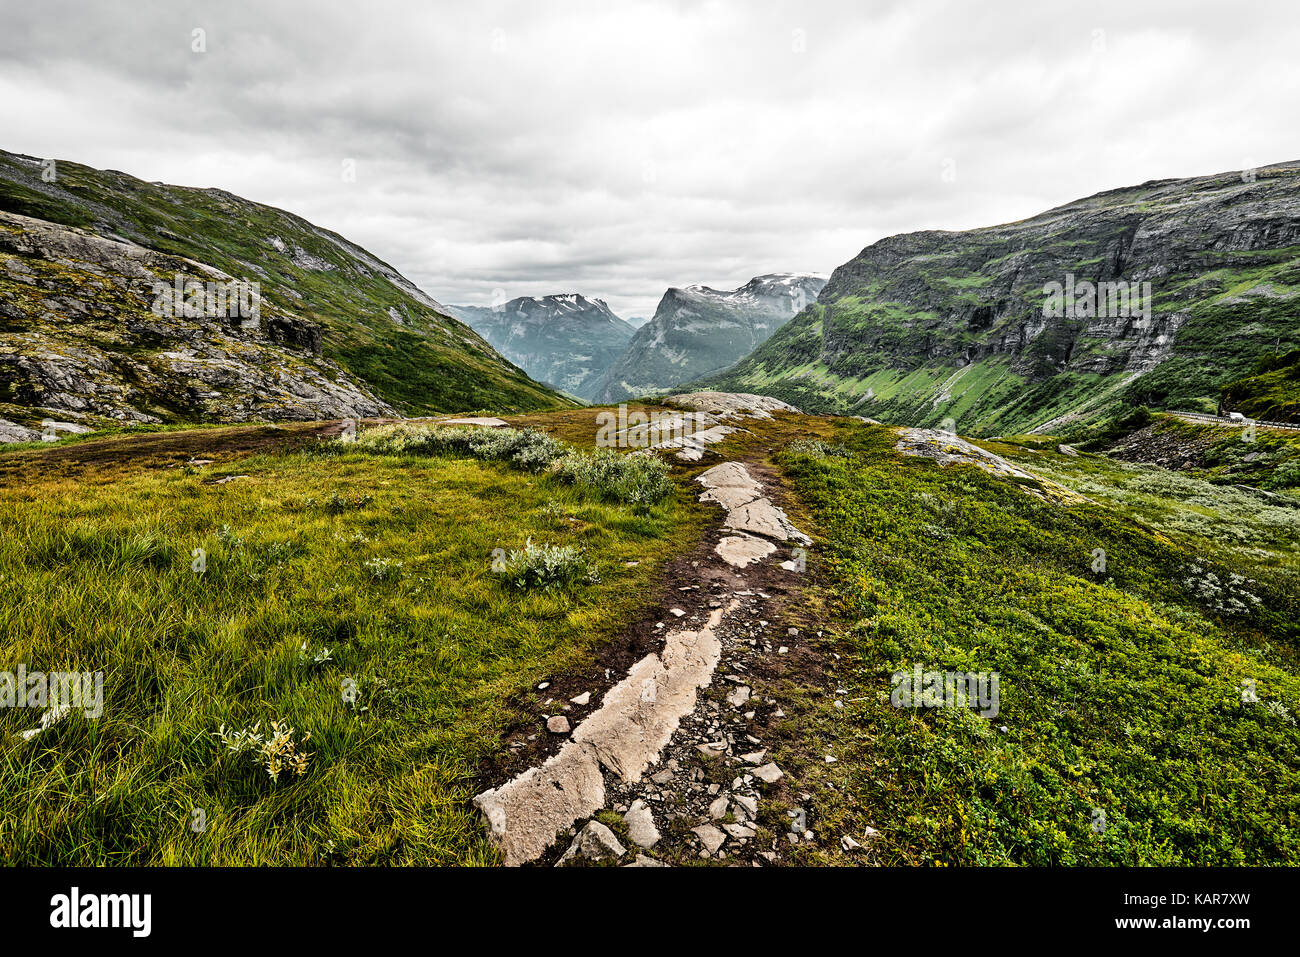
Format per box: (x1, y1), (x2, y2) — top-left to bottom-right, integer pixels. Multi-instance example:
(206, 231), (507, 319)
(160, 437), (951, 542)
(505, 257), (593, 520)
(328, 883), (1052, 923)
(469, 394), (1085, 866)
(472, 398), (836, 867)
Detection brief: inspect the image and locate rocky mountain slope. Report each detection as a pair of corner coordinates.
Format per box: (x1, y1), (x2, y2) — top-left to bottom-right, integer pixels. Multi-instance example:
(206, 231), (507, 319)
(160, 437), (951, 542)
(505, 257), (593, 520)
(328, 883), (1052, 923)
(702, 163), (1300, 436)
(447, 294), (635, 400)
(0, 149), (566, 431)
(591, 274), (826, 403)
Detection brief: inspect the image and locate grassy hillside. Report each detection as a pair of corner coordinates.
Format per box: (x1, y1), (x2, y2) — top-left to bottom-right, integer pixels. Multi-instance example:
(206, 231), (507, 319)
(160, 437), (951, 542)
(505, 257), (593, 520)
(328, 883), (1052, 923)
(703, 163), (1300, 435)
(0, 149), (567, 417)
(769, 427), (1300, 864)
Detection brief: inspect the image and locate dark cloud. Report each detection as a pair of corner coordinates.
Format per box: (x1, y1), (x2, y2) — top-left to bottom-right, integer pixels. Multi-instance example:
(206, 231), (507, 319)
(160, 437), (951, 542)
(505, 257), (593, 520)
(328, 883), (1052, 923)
(2, 0), (1296, 316)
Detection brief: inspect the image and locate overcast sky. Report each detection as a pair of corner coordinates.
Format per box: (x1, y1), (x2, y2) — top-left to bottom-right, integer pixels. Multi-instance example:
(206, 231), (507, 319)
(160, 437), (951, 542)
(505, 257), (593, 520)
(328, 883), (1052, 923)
(2, 0), (1297, 317)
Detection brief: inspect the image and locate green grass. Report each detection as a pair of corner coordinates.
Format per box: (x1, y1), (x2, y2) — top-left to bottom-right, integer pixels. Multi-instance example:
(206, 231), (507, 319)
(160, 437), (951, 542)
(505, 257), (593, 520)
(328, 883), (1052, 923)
(0, 425), (704, 864)
(7, 405), (1299, 867)
(771, 424), (1300, 865)
(993, 440), (1300, 570)
(1220, 348), (1300, 423)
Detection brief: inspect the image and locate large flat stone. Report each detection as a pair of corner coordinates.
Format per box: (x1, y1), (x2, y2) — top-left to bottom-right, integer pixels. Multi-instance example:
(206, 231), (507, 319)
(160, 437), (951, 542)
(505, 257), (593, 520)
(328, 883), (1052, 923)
(696, 461), (760, 490)
(472, 742), (608, 867)
(474, 602), (737, 864)
(696, 462), (764, 510)
(714, 534), (777, 568)
(724, 498), (812, 545)
(701, 484), (762, 510)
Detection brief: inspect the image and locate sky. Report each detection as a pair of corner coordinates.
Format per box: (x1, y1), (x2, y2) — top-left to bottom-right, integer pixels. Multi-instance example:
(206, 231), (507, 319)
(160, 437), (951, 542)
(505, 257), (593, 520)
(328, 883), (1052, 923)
(2, 0), (1297, 318)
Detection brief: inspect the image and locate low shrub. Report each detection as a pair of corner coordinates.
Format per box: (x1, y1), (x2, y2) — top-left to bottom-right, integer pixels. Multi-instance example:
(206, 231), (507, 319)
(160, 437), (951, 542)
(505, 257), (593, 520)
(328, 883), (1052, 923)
(550, 449), (674, 505)
(787, 438), (853, 458)
(496, 539), (598, 590)
(352, 424), (674, 504)
(354, 423), (566, 472)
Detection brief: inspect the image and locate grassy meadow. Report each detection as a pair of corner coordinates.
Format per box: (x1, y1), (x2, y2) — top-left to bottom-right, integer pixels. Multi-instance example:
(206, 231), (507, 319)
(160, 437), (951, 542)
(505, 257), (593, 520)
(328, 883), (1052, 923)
(0, 421), (703, 864)
(3, 408), (1299, 867)
(766, 425), (1300, 865)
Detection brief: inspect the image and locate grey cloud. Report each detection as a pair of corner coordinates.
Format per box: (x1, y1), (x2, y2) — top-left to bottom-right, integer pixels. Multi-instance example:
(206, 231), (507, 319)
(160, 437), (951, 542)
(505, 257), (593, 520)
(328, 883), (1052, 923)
(1, 0), (1297, 317)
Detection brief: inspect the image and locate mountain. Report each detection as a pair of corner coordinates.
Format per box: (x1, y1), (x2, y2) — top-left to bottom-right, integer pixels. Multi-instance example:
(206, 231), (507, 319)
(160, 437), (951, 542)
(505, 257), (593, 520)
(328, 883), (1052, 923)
(702, 163), (1300, 436)
(446, 294), (635, 400)
(0, 149), (567, 429)
(591, 273), (826, 403)
(624, 315), (650, 329)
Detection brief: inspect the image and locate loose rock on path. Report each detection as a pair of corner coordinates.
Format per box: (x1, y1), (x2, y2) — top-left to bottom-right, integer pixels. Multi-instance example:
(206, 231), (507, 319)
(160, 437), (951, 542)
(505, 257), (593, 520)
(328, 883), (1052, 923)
(472, 395), (815, 866)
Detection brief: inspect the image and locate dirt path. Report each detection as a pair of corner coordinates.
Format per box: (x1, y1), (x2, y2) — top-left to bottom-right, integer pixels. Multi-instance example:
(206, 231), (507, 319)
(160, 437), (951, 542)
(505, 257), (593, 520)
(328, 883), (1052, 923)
(472, 435), (819, 866)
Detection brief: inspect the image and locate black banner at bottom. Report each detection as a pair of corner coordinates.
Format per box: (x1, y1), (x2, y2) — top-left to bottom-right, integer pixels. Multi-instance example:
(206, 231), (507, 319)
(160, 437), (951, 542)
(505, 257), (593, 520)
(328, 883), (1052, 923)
(0, 865), (1278, 944)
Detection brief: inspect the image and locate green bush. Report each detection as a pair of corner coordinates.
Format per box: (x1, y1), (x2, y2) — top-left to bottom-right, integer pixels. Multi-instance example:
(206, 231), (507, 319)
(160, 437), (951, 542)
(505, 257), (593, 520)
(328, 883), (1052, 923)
(354, 423), (566, 472)
(550, 448), (674, 505)
(352, 424), (673, 505)
(496, 539), (597, 590)
(787, 438), (853, 458)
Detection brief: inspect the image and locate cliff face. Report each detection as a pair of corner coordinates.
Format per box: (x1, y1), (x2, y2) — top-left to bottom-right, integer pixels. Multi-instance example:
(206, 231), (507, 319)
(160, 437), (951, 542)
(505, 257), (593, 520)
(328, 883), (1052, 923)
(447, 294), (635, 400)
(706, 163), (1300, 435)
(592, 273), (826, 403)
(0, 149), (568, 427)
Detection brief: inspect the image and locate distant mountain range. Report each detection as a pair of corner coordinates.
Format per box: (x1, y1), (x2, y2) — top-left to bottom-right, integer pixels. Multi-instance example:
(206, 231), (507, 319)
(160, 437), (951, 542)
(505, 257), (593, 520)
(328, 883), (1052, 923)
(11, 148), (1284, 439)
(446, 295), (635, 400)
(590, 273), (826, 403)
(0, 148), (568, 430)
(702, 163), (1300, 435)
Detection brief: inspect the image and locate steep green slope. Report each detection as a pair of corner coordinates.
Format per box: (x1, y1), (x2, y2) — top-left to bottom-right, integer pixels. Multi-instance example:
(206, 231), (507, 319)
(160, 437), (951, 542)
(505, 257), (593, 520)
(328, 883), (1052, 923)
(1220, 348), (1300, 423)
(0, 149), (568, 419)
(705, 163), (1300, 435)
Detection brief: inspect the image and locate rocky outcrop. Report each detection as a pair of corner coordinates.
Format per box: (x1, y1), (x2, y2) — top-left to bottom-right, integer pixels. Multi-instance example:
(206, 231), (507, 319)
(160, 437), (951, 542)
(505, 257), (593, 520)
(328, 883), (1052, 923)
(894, 428), (1088, 503)
(631, 391), (803, 462)
(0, 210), (394, 425)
